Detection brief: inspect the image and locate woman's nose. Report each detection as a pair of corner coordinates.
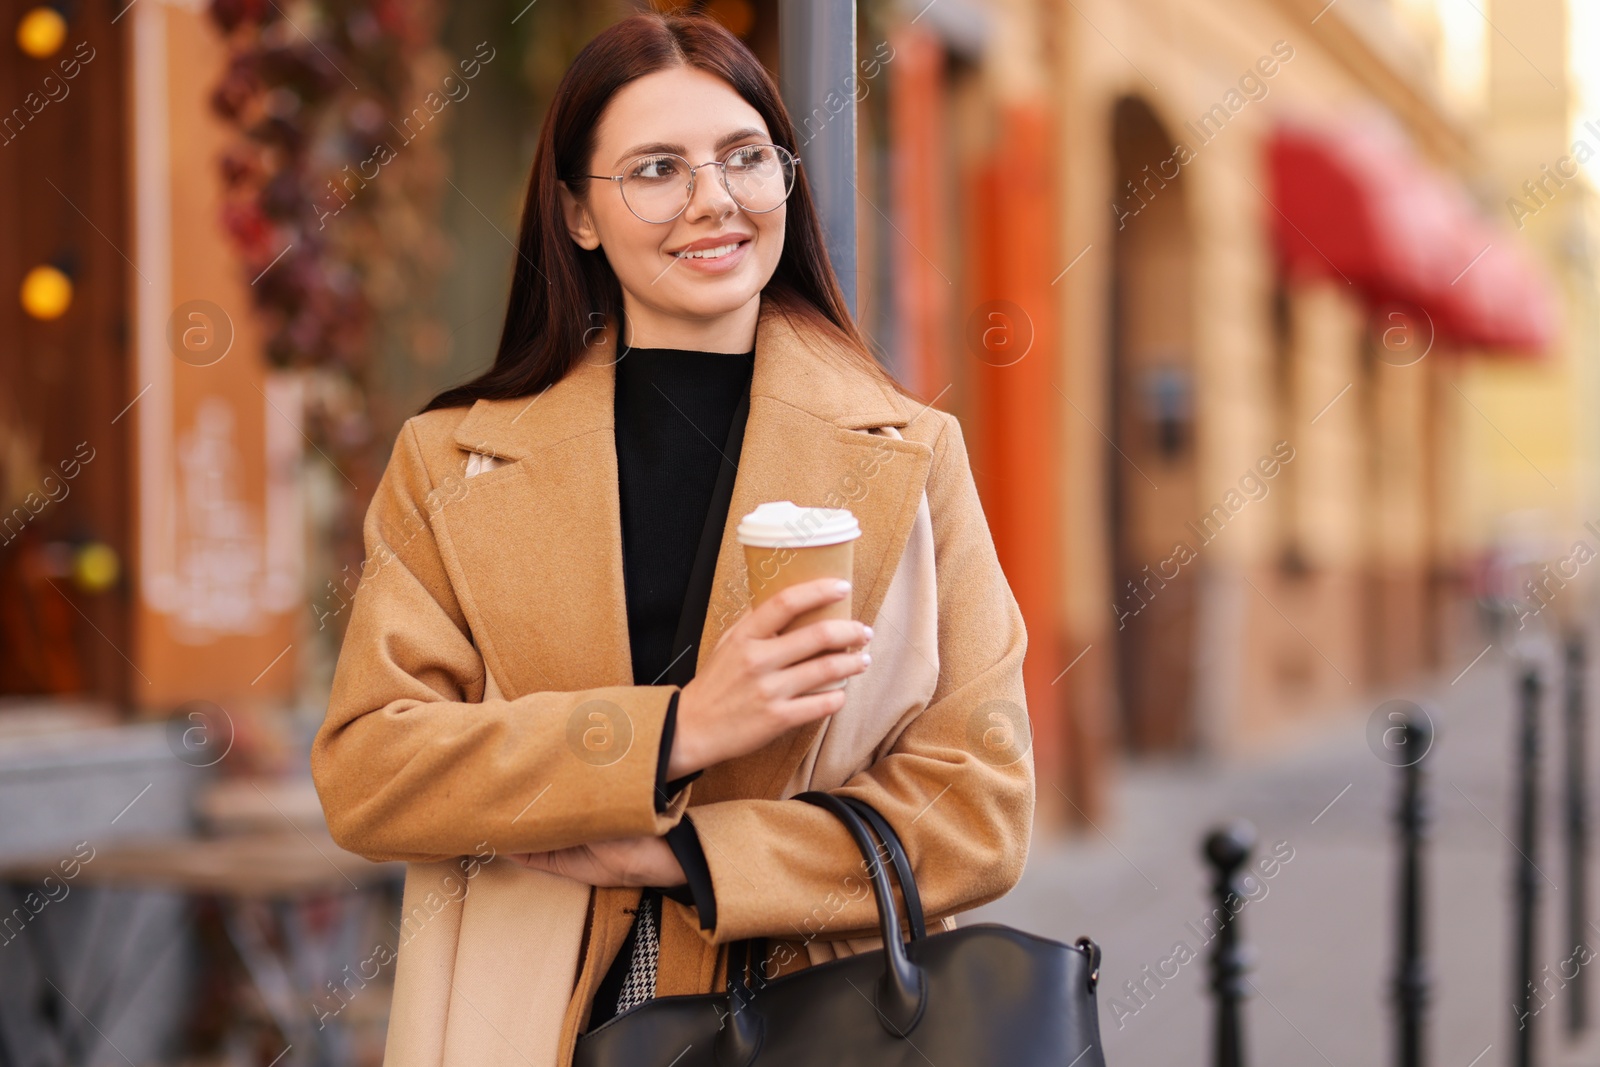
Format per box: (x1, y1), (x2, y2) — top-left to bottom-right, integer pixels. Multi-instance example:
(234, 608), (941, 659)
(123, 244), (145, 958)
(685, 165), (739, 220)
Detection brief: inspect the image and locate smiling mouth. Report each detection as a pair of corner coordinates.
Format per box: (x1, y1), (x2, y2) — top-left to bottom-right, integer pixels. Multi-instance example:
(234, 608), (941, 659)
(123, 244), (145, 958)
(673, 240), (748, 260)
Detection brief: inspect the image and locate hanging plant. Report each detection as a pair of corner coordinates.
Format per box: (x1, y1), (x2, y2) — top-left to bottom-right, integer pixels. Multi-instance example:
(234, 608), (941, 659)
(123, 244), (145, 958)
(207, 0), (453, 649)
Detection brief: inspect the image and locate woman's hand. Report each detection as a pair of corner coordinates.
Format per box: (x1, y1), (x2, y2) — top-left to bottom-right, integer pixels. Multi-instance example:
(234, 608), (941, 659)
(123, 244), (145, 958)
(510, 834), (686, 888)
(667, 577), (872, 780)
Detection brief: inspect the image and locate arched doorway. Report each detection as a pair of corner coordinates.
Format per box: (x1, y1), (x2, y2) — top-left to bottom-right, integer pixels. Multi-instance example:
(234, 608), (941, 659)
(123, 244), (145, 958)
(1107, 96), (1200, 753)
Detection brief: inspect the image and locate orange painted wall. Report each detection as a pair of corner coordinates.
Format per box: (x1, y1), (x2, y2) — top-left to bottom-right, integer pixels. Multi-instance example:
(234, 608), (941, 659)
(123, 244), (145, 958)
(966, 102), (1074, 823)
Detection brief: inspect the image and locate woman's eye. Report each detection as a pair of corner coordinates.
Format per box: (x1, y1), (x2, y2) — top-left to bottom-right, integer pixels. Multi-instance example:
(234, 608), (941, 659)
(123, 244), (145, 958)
(726, 146), (769, 170)
(629, 155), (681, 181)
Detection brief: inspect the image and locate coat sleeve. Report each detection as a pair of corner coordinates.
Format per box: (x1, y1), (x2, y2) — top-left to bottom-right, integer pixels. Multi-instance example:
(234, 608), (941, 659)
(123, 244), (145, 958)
(310, 418), (695, 864)
(682, 412), (1036, 946)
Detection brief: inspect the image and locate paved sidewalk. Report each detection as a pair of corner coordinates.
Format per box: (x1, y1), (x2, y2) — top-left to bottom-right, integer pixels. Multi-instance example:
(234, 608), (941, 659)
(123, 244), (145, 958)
(967, 638), (1600, 1067)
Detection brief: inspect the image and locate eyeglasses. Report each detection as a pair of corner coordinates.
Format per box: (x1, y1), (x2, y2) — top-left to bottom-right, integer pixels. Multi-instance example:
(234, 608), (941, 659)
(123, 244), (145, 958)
(565, 143), (800, 224)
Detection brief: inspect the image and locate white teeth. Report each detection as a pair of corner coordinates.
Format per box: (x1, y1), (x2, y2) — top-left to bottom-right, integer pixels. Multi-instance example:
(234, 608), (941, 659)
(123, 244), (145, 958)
(676, 241), (742, 260)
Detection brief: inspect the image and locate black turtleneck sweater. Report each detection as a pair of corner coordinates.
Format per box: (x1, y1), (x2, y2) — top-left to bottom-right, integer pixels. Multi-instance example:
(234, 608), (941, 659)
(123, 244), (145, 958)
(614, 345), (753, 688)
(587, 343), (754, 1029)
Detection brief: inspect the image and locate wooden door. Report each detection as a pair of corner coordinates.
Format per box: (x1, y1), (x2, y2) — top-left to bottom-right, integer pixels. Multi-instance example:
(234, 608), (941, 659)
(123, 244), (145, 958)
(1108, 96), (1199, 752)
(0, 1), (130, 704)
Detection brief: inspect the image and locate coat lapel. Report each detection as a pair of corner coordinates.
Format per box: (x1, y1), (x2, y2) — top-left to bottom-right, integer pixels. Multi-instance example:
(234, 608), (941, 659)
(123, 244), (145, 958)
(442, 296), (936, 802)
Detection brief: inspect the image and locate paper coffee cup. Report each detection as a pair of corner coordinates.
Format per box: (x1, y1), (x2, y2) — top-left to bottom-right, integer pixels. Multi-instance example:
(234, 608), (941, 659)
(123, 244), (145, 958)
(737, 501), (861, 692)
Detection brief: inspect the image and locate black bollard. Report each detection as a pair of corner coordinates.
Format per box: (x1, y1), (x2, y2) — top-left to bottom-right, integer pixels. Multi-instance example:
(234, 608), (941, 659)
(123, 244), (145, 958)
(1393, 711), (1432, 1067)
(1513, 667), (1542, 1067)
(1204, 820), (1256, 1067)
(1565, 635), (1588, 1037)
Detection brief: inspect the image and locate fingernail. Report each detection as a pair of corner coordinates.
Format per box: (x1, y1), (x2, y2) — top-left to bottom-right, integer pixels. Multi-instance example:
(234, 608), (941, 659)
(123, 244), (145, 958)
(861, 652), (872, 667)
(835, 579), (852, 595)
(862, 625), (874, 640)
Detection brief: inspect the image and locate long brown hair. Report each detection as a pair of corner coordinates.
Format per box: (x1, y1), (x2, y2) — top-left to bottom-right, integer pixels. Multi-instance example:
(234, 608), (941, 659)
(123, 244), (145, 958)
(422, 12), (916, 413)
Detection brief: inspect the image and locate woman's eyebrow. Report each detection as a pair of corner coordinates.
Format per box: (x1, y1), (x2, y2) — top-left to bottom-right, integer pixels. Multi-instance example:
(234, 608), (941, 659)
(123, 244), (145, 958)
(613, 127), (769, 166)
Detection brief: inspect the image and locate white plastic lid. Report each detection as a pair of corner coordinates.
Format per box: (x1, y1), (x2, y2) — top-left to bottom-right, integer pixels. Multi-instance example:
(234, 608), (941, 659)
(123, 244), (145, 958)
(736, 500), (861, 548)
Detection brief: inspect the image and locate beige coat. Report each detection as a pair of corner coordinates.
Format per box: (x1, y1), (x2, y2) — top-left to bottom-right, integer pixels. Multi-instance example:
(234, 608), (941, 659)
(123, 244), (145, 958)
(310, 296), (1036, 1066)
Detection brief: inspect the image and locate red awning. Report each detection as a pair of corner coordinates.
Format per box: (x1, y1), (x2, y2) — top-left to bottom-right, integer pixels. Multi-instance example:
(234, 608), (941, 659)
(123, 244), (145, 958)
(1266, 117), (1558, 355)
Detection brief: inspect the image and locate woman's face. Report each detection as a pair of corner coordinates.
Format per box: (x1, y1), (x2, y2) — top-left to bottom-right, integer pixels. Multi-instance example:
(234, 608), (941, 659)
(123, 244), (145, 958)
(560, 65), (786, 345)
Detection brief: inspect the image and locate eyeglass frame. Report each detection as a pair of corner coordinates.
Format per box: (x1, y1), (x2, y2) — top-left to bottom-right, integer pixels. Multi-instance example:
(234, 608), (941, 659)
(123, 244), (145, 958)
(561, 142), (802, 224)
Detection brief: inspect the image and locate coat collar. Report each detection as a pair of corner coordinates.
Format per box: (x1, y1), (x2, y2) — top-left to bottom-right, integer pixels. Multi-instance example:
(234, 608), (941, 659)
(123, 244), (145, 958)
(450, 296), (918, 459)
(439, 295), (936, 802)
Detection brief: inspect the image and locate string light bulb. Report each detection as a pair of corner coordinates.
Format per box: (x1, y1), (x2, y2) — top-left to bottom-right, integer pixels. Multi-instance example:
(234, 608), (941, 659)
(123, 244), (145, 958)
(20, 263), (72, 320)
(16, 6), (67, 59)
(73, 542), (120, 594)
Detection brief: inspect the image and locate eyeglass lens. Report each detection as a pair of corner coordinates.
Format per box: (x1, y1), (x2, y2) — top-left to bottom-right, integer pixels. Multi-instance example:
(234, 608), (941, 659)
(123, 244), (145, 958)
(618, 144), (795, 223)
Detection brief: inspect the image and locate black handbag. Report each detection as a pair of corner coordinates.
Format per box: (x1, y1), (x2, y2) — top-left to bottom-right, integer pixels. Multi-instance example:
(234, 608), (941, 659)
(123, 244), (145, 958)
(572, 789), (1108, 1066)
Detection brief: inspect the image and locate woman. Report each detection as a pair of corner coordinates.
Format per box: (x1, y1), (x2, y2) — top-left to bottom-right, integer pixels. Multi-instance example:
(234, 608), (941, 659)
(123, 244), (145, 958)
(311, 12), (1034, 1067)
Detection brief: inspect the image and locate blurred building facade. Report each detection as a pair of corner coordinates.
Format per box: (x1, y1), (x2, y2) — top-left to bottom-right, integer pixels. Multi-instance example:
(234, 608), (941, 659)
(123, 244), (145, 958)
(845, 0), (1589, 826)
(1464, 0), (1600, 603)
(2, 0), (304, 730)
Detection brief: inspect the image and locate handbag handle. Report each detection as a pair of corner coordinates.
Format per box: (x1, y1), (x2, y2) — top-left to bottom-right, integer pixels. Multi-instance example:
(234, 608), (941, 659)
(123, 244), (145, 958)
(736, 792), (927, 1033)
(835, 795), (927, 942)
(712, 794), (938, 1064)
(717, 937), (765, 1066)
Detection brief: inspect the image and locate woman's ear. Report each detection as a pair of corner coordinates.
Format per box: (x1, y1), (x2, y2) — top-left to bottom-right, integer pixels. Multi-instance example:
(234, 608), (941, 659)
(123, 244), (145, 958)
(558, 183), (602, 251)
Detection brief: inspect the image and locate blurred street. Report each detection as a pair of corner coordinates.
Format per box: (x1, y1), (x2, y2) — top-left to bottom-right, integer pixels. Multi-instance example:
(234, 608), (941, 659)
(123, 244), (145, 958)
(975, 636), (1600, 1066)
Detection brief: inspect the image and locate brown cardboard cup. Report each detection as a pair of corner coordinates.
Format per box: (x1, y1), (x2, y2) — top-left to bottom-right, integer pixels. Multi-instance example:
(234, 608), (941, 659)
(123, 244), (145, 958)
(737, 502), (862, 694)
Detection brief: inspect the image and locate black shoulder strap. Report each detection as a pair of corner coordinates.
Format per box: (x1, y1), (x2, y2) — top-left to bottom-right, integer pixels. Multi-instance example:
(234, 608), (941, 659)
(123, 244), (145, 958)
(665, 380), (751, 689)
